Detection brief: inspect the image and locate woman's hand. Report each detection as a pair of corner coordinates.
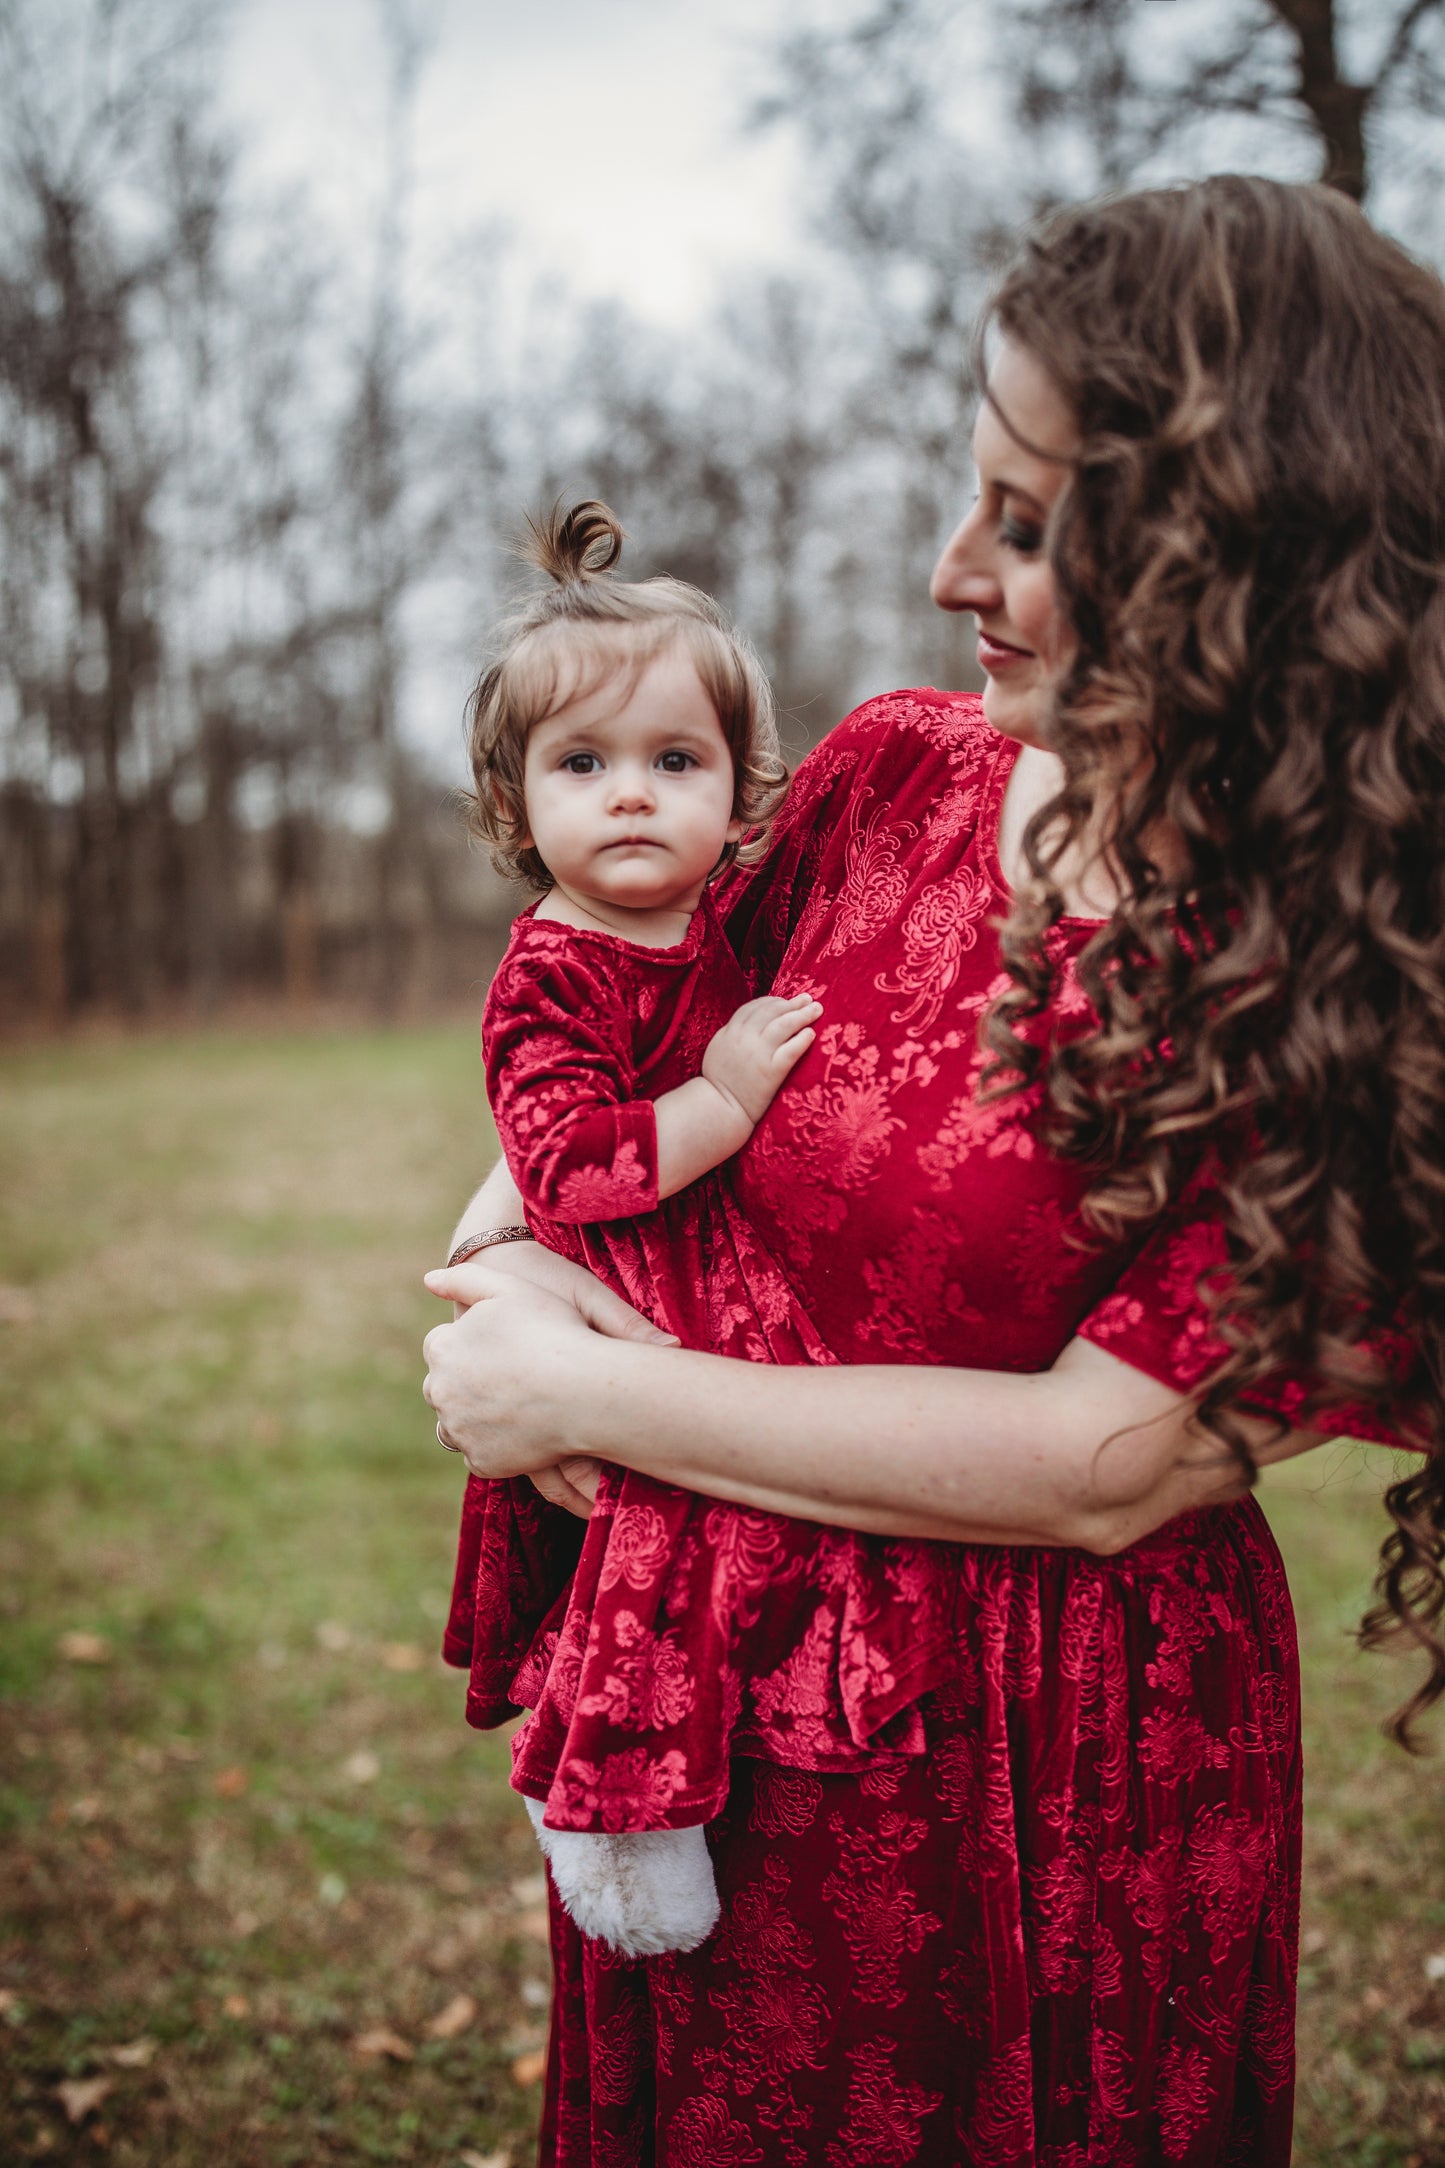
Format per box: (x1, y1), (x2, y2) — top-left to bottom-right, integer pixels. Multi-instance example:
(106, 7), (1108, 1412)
(423, 1262), (671, 1501)
(425, 1228), (676, 1517)
(438, 1237), (679, 1341)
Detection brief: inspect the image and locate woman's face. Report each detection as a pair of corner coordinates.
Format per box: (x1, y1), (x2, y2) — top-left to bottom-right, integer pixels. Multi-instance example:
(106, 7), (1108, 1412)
(931, 339), (1078, 749)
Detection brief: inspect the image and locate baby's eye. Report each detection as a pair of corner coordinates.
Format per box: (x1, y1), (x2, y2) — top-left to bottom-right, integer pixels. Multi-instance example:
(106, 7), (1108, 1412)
(656, 749), (697, 774)
(561, 752), (601, 774)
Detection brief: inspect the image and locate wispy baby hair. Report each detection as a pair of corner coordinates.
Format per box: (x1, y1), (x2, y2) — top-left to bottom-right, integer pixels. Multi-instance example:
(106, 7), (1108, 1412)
(465, 500), (789, 889)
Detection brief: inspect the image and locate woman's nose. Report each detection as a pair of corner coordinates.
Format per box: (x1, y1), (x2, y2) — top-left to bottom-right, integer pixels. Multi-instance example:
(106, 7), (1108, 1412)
(931, 509), (999, 615)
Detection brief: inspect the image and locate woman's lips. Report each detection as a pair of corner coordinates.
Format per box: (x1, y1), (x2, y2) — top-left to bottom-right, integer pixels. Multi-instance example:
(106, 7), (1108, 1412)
(977, 631), (1034, 672)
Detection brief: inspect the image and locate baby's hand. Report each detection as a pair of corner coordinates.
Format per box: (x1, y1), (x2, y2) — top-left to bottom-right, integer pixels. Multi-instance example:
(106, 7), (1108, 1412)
(701, 994), (822, 1126)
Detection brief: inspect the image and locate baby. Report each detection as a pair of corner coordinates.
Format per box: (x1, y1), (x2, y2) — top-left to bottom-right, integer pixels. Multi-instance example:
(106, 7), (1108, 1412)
(440, 503), (955, 1956)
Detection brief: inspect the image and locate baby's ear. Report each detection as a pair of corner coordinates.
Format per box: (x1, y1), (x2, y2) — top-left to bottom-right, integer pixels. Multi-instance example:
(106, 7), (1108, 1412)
(491, 781), (530, 845)
(724, 815), (745, 843)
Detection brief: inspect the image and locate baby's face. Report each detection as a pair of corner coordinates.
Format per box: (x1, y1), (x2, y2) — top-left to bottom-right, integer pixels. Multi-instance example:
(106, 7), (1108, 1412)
(522, 646), (740, 916)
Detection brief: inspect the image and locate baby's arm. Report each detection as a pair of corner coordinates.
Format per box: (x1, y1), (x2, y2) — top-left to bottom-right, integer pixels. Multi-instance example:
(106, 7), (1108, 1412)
(652, 994), (820, 1201)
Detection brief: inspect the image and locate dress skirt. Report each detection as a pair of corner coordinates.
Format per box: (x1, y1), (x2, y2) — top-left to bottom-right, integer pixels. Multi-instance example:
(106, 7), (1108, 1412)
(534, 1498), (1301, 2168)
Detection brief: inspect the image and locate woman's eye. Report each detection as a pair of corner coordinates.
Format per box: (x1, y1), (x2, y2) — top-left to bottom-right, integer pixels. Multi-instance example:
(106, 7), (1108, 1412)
(656, 750), (696, 774)
(1001, 520), (1044, 557)
(561, 753), (600, 774)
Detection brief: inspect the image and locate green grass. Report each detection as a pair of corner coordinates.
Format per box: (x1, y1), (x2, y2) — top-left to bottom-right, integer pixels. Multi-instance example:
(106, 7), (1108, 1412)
(1, 1028), (1444, 2164)
(0, 1028), (549, 2168)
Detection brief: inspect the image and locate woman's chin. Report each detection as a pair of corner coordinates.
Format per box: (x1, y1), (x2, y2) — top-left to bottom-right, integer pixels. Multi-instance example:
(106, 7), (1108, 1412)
(980, 676), (1051, 750)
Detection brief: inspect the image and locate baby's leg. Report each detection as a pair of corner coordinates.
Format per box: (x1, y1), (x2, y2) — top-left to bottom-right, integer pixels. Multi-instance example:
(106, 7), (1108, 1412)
(522, 1797), (719, 1959)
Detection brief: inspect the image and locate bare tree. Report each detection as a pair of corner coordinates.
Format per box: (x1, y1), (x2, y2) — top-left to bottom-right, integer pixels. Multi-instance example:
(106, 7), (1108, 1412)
(0, 0), (217, 1011)
(1010, 0), (1445, 209)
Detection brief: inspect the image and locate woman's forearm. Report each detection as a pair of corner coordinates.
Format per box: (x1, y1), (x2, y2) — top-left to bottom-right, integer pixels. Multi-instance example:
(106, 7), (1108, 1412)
(423, 1272), (1316, 1550)
(540, 1337), (1207, 1549)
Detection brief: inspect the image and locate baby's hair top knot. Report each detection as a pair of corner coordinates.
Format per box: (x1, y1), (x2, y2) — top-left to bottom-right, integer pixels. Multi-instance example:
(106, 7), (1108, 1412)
(522, 499), (625, 585)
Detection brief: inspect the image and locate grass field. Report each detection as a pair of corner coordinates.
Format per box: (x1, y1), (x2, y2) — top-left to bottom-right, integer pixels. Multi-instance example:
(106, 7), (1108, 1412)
(2, 1028), (1444, 2167)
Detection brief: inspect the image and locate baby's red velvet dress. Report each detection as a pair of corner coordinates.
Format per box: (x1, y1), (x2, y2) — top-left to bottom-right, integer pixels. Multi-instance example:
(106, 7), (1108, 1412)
(519, 690), (1409, 2168)
(443, 895), (960, 1835)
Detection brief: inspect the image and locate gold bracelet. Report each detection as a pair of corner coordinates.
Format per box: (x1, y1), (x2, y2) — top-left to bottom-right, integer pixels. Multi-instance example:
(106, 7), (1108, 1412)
(446, 1225), (535, 1269)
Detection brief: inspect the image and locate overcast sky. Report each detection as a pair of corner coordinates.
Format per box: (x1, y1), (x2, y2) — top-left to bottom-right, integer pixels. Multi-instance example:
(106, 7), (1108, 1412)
(222, 0), (812, 328)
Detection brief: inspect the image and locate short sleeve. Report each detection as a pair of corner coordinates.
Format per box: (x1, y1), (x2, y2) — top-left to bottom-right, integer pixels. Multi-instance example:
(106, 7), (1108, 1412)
(483, 945), (659, 1223)
(1077, 1181), (1422, 1447)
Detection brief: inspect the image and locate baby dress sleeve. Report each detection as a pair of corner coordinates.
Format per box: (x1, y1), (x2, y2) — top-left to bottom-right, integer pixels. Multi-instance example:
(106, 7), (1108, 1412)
(1076, 1175), (1424, 1449)
(484, 944), (659, 1223)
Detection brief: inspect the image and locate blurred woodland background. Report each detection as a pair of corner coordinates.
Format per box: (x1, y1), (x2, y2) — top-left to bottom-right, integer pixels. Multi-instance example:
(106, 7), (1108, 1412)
(2, 0), (1443, 1027)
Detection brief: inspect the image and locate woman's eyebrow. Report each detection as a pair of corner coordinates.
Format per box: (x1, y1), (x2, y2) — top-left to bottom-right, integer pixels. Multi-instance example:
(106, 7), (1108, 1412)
(997, 478), (1047, 516)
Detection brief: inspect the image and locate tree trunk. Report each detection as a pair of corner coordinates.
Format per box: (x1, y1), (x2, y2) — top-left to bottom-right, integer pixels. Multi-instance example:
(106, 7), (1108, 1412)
(1270, 0), (1370, 199)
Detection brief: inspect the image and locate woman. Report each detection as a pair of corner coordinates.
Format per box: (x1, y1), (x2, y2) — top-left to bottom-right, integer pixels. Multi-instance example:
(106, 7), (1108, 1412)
(424, 176), (1445, 2165)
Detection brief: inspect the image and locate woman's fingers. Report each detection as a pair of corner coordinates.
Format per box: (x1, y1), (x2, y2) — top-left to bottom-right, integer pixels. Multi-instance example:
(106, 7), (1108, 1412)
(529, 1462), (599, 1518)
(567, 1275), (680, 1344)
(424, 1258), (676, 1345)
(424, 1261), (505, 1310)
(421, 1264), (675, 1480)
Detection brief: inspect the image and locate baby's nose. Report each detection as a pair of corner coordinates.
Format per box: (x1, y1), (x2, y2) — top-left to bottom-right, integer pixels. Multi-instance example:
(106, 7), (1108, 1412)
(609, 766), (656, 808)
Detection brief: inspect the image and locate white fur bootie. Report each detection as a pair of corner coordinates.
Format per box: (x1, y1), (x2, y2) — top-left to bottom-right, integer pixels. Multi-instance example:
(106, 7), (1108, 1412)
(522, 1796), (720, 1958)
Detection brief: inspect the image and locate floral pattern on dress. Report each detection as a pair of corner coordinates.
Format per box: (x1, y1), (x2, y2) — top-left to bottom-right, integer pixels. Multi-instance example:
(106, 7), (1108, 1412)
(490, 690), (1409, 2165)
(446, 889), (961, 1833)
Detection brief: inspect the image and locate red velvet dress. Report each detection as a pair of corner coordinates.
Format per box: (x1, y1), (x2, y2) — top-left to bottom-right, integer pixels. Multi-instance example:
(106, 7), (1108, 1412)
(444, 896), (959, 1830)
(518, 690), (1413, 2168)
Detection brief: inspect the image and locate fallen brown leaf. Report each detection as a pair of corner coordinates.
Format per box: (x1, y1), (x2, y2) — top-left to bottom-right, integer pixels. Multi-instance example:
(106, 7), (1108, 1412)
(425, 1992), (477, 2040)
(459, 2151), (511, 2168)
(353, 2025), (414, 2061)
(212, 1765), (248, 1799)
(83, 1832), (114, 1860)
(55, 2075), (113, 2124)
(229, 1909), (260, 1938)
(58, 1632), (111, 1664)
(221, 1993), (251, 2019)
(0, 1988), (21, 2016)
(511, 2047), (547, 2087)
(381, 1642), (424, 1672)
(343, 1748), (380, 1784)
(102, 2037), (158, 2069)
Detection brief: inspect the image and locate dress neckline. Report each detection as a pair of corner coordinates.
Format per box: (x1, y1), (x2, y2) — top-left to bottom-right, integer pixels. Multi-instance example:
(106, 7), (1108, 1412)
(520, 888), (715, 962)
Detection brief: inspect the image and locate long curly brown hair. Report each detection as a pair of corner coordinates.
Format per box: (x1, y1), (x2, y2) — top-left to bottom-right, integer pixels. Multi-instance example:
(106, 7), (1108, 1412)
(980, 176), (1445, 1744)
